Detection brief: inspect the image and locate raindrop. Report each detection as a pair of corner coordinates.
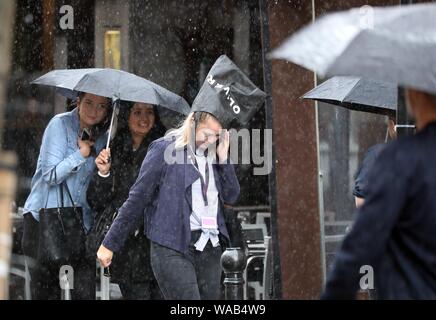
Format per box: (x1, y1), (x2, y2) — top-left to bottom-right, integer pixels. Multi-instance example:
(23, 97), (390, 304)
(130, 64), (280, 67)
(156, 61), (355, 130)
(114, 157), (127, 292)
(24, 14), (33, 24)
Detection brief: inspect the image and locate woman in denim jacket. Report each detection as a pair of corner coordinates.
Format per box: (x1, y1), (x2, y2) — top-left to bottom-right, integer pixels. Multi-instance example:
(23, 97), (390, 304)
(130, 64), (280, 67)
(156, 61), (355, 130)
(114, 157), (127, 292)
(22, 92), (111, 300)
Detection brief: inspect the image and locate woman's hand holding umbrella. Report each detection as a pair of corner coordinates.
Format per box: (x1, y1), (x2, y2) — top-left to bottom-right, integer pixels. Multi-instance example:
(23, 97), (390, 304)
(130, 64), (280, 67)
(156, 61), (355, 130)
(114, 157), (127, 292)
(95, 150), (113, 277)
(95, 148), (111, 175)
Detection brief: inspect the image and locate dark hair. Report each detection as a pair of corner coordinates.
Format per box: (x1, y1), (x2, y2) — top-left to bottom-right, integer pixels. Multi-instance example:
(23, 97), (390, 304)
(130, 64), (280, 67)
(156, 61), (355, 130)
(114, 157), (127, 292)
(117, 101), (165, 139)
(76, 91), (113, 139)
(77, 91), (87, 100)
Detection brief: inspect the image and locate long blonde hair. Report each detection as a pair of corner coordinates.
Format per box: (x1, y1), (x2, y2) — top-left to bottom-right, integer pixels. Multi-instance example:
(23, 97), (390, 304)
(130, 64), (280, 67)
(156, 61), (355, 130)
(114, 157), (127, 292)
(165, 111), (214, 149)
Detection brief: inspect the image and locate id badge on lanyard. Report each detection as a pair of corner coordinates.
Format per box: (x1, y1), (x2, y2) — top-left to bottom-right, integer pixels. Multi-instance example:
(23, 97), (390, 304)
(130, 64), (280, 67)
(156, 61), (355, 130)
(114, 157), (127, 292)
(201, 216), (217, 229)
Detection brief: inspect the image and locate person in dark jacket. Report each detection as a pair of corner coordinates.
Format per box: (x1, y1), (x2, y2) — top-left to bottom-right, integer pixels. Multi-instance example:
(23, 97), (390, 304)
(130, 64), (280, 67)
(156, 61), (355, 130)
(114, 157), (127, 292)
(97, 54), (265, 300)
(97, 111), (240, 300)
(351, 116), (397, 300)
(353, 115), (397, 208)
(322, 88), (436, 299)
(87, 101), (164, 299)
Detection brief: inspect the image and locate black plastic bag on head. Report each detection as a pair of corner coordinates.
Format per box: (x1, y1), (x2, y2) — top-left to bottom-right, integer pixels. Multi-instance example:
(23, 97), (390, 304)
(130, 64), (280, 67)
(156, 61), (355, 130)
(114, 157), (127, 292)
(191, 55), (267, 129)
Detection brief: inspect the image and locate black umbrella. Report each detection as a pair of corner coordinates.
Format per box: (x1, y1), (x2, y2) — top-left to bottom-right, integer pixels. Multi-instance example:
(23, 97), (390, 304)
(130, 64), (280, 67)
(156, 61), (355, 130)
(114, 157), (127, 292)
(269, 2), (436, 95)
(302, 76), (397, 116)
(32, 68), (191, 147)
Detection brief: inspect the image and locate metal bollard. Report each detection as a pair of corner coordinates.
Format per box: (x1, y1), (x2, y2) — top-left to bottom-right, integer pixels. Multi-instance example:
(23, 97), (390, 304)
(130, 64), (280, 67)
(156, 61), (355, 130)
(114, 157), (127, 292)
(100, 265), (110, 300)
(61, 274), (71, 300)
(59, 265), (74, 300)
(221, 247), (247, 300)
(60, 265), (74, 300)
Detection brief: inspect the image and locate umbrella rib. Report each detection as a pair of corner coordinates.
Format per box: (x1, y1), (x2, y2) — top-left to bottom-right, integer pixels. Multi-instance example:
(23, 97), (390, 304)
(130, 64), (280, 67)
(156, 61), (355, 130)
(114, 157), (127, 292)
(342, 78), (361, 103)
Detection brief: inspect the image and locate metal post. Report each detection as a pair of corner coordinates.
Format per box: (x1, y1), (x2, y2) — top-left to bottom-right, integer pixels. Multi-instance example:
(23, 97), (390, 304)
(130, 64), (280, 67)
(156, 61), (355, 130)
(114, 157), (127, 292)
(221, 248), (247, 300)
(59, 265), (74, 300)
(24, 259), (32, 300)
(263, 236), (273, 300)
(0, 154), (17, 300)
(0, 0), (16, 300)
(259, 0), (282, 300)
(61, 274), (71, 300)
(100, 264), (110, 300)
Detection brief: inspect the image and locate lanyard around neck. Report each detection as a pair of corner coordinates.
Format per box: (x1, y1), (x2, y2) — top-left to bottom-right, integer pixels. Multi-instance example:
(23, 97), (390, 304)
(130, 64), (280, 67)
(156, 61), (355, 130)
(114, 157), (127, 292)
(189, 147), (210, 207)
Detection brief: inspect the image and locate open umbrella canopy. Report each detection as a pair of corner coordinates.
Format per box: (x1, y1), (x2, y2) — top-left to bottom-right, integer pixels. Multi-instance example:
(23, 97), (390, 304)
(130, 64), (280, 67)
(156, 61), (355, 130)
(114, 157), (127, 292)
(32, 68), (191, 148)
(32, 68), (191, 127)
(302, 76), (397, 116)
(269, 2), (436, 95)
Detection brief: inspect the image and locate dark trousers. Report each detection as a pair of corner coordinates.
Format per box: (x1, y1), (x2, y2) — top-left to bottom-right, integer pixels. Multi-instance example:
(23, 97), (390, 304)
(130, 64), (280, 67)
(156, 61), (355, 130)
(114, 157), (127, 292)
(110, 233), (163, 300)
(21, 213), (95, 300)
(150, 231), (223, 300)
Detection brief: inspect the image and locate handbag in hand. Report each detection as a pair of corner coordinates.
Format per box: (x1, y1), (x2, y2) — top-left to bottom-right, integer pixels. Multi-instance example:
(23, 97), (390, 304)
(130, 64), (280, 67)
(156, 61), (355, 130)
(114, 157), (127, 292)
(86, 204), (118, 254)
(37, 170), (87, 265)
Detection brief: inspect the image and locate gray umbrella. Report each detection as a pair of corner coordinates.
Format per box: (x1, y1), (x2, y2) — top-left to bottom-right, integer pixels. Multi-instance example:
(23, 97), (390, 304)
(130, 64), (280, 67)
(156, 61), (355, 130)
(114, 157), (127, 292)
(32, 68), (191, 144)
(302, 76), (397, 116)
(269, 2), (436, 95)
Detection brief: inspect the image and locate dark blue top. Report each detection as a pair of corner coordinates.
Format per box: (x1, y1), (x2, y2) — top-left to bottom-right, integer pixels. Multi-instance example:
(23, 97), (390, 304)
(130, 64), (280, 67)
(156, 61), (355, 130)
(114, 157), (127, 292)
(353, 143), (387, 199)
(323, 122), (436, 299)
(102, 136), (240, 254)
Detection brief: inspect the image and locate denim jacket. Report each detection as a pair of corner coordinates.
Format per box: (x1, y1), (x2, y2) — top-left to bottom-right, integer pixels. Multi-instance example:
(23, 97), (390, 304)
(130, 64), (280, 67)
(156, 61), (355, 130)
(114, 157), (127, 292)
(23, 108), (106, 231)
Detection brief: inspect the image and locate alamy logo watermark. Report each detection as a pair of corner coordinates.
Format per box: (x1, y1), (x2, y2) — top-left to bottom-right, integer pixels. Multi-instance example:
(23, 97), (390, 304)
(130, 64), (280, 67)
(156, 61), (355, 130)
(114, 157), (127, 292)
(359, 265), (374, 290)
(163, 127), (272, 176)
(59, 265), (74, 290)
(59, 5), (74, 30)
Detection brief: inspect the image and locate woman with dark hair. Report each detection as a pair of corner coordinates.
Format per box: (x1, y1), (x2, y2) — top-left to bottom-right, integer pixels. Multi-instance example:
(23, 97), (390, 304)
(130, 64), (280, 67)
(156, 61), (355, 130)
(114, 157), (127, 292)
(22, 92), (111, 300)
(87, 101), (165, 299)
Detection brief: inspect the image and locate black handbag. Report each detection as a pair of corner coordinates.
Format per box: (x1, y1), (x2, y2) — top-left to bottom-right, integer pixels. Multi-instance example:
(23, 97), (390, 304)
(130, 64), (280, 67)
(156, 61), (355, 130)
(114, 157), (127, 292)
(86, 204), (118, 254)
(37, 171), (87, 265)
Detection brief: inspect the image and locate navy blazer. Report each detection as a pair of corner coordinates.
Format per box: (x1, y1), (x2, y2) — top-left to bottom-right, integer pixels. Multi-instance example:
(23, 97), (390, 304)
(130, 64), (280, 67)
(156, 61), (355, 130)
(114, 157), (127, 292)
(103, 136), (240, 254)
(323, 122), (436, 299)
(353, 143), (386, 199)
